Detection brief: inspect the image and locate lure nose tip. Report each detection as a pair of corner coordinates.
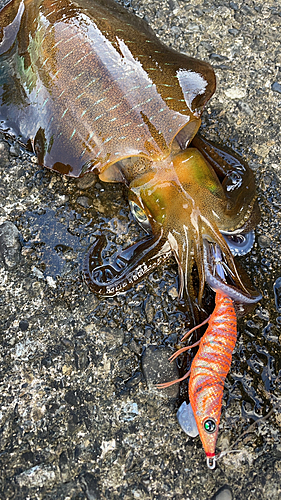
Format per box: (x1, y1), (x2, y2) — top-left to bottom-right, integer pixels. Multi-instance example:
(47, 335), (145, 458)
(206, 454), (216, 470)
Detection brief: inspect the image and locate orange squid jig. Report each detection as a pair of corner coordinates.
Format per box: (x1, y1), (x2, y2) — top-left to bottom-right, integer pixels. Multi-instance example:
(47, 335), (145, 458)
(158, 291), (237, 469)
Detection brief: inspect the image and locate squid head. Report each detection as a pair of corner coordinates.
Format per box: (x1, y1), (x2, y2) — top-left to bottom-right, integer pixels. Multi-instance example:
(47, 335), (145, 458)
(84, 136), (261, 317)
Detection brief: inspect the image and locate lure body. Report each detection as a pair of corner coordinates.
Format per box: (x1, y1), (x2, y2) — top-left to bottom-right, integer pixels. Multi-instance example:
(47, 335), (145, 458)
(188, 292), (237, 463)
(157, 291), (237, 465)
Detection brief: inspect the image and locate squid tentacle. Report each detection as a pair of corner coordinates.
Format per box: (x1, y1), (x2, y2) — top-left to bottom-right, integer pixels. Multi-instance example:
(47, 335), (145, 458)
(203, 240), (262, 304)
(169, 226), (200, 325)
(83, 230), (171, 296)
(200, 214), (256, 297)
(194, 221), (205, 306)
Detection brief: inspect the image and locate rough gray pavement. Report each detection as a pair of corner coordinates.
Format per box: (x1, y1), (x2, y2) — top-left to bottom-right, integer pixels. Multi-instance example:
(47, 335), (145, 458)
(0, 1), (280, 499)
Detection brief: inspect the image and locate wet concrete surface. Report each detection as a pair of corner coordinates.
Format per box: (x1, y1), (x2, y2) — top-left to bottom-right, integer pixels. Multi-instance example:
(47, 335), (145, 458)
(0, 0), (281, 498)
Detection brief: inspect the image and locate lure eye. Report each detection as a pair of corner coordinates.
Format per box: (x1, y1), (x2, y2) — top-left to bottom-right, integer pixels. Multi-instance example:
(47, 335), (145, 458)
(129, 201), (151, 233)
(203, 418), (217, 434)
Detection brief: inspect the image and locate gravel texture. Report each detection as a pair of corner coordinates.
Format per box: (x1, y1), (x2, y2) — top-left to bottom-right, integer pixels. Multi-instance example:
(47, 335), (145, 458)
(0, 0), (280, 499)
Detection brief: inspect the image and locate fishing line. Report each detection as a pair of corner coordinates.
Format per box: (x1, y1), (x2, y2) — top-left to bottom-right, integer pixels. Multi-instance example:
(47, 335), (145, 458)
(214, 408), (275, 463)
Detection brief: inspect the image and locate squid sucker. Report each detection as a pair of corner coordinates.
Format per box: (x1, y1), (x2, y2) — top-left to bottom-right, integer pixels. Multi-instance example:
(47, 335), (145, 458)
(0, 0), (262, 466)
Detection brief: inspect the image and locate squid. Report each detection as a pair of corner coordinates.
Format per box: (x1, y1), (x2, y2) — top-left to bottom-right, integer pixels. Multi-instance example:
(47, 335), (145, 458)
(0, 0), (261, 322)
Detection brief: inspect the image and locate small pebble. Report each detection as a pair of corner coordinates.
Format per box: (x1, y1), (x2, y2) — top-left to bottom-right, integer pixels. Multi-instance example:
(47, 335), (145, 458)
(210, 486), (233, 500)
(0, 221), (21, 269)
(228, 28), (239, 36)
(237, 101), (254, 116)
(241, 5), (254, 15)
(61, 337), (74, 348)
(271, 82), (281, 94)
(41, 357), (52, 368)
(129, 338), (142, 355)
(76, 172), (97, 189)
(168, 286), (178, 299)
(16, 465), (56, 488)
(64, 390), (80, 406)
(76, 195), (92, 208)
(32, 266), (45, 279)
(144, 299), (155, 323)
(19, 320), (29, 331)
(74, 349), (89, 371)
(125, 371), (142, 388)
(258, 234), (271, 248)
(200, 41), (213, 52)
(209, 53), (228, 61)
(0, 141), (10, 168)
(98, 326), (125, 349)
(225, 87), (247, 99)
(9, 143), (21, 156)
(120, 401), (139, 421)
(46, 276), (56, 288)
(58, 451), (69, 476)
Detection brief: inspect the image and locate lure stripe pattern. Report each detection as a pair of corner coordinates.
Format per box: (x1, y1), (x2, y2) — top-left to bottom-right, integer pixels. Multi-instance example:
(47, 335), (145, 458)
(189, 292), (237, 458)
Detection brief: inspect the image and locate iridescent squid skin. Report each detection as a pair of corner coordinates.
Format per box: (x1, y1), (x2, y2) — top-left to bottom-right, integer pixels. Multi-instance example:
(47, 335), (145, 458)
(0, 0), (261, 314)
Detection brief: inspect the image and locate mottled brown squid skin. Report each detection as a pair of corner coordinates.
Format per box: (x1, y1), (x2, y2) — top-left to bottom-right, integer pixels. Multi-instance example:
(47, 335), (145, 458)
(0, 0), (215, 176)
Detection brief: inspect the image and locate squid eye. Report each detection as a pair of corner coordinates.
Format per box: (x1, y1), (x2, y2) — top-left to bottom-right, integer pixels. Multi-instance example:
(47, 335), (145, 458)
(129, 201), (151, 233)
(203, 418), (217, 434)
